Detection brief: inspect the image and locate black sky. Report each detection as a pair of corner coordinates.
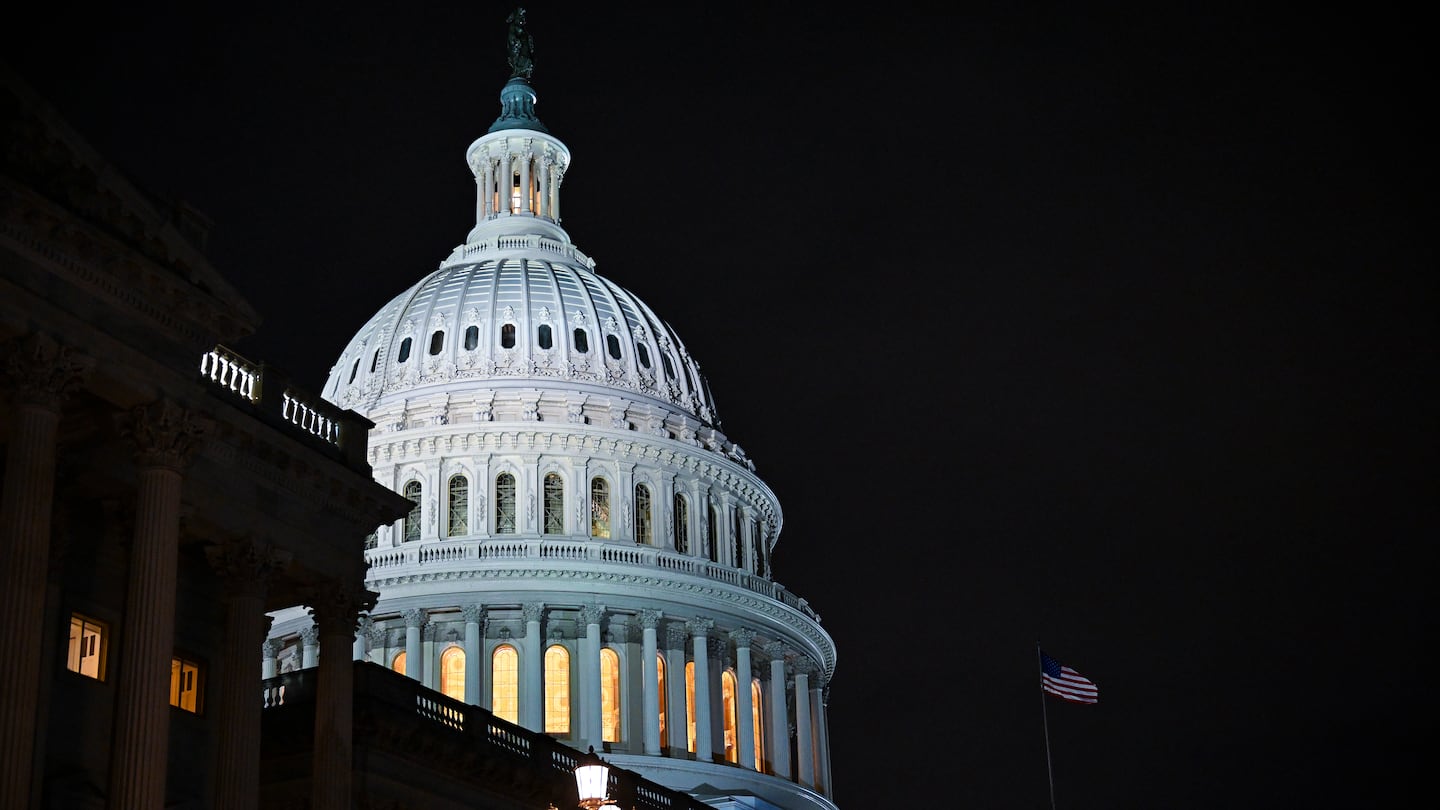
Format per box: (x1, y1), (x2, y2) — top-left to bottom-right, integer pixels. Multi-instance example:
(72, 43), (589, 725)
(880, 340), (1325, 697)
(6, 3), (1434, 807)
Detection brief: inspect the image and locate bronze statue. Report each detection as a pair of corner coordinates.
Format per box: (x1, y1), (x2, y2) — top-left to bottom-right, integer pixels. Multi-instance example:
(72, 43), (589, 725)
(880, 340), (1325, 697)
(507, 8), (535, 79)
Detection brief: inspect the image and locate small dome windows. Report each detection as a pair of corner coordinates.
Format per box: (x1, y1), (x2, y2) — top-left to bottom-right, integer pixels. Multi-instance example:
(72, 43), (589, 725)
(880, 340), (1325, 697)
(573, 328), (589, 353)
(501, 323), (517, 349)
(429, 330), (445, 355)
(464, 325), (479, 351)
(606, 334), (622, 360)
(538, 324), (554, 350)
(636, 343), (651, 369)
(397, 337), (413, 363)
(348, 358), (360, 384)
(661, 352), (675, 380)
(371, 349), (381, 373)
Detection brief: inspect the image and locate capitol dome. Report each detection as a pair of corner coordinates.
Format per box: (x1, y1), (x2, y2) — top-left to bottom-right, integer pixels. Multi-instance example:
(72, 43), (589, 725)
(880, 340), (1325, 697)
(269, 22), (836, 810)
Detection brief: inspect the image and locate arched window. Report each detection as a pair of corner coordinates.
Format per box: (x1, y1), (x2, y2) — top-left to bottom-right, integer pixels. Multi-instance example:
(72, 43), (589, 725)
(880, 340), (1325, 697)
(721, 670), (739, 763)
(673, 493), (689, 554)
(634, 483), (652, 545)
(636, 343), (651, 369)
(601, 648), (621, 743)
(491, 645), (518, 724)
(545, 645), (570, 735)
(501, 323), (516, 349)
(751, 678), (765, 771)
(403, 481), (422, 543)
(448, 474), (468, 537)
(657, 655), (667, 740)
(606, 334), (622, 360)
(495, 473), (516, 534)
(429, 330), (444, 355)
(685, 662), (696, 753)
(573, 328), (589, 353)
(440, 647), (465, 702)
(543, 473), (565, 534)
(392, 651), (406, 676)
(732, 509), (744, 569)
(752, 518), (765, 577)
(397, 336), (412, 363)
(348, 357), (359, 384)
(706, 503), (719, 562)
(464, 325), (479, 351)
(590, 477), (610, 539)
(538, 324), (553, 350)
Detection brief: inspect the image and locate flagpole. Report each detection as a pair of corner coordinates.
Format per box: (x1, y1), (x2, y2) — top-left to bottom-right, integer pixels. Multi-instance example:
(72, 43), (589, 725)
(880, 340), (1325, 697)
(1038, 641), (1057, 810)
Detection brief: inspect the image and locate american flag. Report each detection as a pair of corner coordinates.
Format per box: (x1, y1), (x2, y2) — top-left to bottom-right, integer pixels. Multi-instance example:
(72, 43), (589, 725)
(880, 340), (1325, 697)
(1040, 651), (1099, 704)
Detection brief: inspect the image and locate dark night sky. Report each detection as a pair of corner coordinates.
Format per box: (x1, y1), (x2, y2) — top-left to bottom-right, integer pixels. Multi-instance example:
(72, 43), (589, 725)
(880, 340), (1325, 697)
(7, 3), (1434, 807)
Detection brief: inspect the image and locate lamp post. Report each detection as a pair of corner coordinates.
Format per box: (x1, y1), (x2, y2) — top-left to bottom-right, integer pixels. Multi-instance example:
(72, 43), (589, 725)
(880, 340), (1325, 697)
(574, 746), (617, 810)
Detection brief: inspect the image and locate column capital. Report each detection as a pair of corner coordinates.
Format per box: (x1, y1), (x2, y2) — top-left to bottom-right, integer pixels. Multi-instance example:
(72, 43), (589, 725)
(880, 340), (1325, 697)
(578, 604), (605, 626)
(708, 636), (727, 661)
(300, 625), (320, 647)
(686, 616), (714, 637)
(262, 638), (279, 658)
(205, 536), (289, 600)
(521, 601), (546, 624)
(666, 623), (689, 648)
(402, 608), (427, 628)
(306, 583), (377, 636)
(461, 603), (485, 624)
(122, 398), (208, 471)
(730, 627), (756, 649)
(1, 332), (93, 410)
(422, 622), (437, 642)
(638, 608), (664, 629)
(367, 622), (387, 647)
(763, 641), (788, 659)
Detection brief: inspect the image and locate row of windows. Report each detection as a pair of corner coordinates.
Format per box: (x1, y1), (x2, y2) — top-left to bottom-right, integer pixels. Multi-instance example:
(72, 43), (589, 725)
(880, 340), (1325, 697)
(408, 643), (763, 769)
(348, 323), (686, 384)
(400, 475), (768, 575)
(67, 613), (203, 714)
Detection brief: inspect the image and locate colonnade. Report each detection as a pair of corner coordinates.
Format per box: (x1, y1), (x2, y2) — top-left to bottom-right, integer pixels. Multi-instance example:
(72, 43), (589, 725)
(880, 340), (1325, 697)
(474, 143), (565, 222)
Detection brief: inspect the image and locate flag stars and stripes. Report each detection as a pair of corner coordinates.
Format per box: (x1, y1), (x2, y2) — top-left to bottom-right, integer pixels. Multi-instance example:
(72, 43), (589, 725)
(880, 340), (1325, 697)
(1040, 651), (1099, 704)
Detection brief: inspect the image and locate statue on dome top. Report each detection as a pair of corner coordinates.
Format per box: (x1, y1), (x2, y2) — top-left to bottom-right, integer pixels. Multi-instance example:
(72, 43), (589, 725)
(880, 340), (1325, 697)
(506, 8), (535, 79)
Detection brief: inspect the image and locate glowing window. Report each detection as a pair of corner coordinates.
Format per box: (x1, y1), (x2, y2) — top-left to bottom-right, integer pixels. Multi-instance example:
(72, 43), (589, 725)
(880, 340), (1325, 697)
(722, 670), (738, 763)
(492, 645), (518, 724)
(448, 474), (469, 537)
(440, 647), (465, 702)
(501, 323), (516, 349)
(543, 472), (565, 534)
(573, 328), (589, 353)
(590, 477), (610, 539)
(170, 655), (203, 714)
(392, 651), (407, 676)
(673, 494), (689, 554)
(601, 648), (621, 743)
(495, 473), (517, 534)
(657, 654), (667, 740)
(685, 661), (696, 753)
(397, 337), (412, 363)
(66, 614), (107, 681)
(538, 324), (553, 350)
(403, 481), (422, 543)
(751, 678), (765, 771)
(545, 645), (570, 735)
(636, 343), (651, 369)
(464, 325), (479, 350)
(634, 483), (653, 545)
(606, 334), (622, 360)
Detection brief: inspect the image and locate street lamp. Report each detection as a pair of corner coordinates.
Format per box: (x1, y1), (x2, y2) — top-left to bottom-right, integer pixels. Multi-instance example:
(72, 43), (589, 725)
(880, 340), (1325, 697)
(574, 746), (613, 810)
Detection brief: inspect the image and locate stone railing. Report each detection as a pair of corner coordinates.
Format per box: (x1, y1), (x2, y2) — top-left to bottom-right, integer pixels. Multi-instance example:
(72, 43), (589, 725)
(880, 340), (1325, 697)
(261, 663), (714, 810)
(199, 344), (373, 470)
(363, 538), (819, 623)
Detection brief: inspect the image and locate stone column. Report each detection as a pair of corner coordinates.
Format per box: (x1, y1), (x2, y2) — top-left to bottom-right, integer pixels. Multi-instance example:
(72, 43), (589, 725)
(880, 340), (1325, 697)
(521, 602), (544, 731)
(537, 156), (551, 218)
(367, 622), (386, 666)
(482, 156), (496, 217)
(463, 604), (484, 706)
(108, 399), (205, 810)
(422, 621), (437, 690)
(765, 643), (791, 779)
(816, 679), (833, 796)
(403, 608), (425, 683)
(732, 629), (756, 770)
(687, 617), (714, 762)
(0, 334), (90, 809)
(664, 624), (688, 755)
(207, 538), (283, 810)
(353, 616), (371, 662)
(308, 586), (374, 810)
(520, 150), (533, 214)
(579, 605), (604, 751)
(261, 639), (279, 680)
(793, 656), (815, 788)
(301, 624), (320, 669)
(639, 609), (663, 755)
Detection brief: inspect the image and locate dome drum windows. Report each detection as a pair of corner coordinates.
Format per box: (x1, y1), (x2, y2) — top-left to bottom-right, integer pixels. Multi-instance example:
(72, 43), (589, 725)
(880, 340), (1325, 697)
(543, 472), (565, 534)
(403, 480), (422, 543)
(672, 493), (689, 554)
(397, 337), (413, 363)
(447, 475), (469, 537)
(590, 477), (611, 539)
(463, 325), (479, 351)
(606, 334), (622, 361)
(572, 328), (589, 353)
(500, 323), (517, 349)
(428, 330), (445, 356)
(636, 343), (651, 369)
(634, 483), (653, 545)
(537, 324), (554, 350)
(495, 472), (517, 534)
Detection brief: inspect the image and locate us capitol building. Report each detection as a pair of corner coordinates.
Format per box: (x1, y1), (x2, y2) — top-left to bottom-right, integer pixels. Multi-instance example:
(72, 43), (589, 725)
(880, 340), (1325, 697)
(266, 15), (839, 810)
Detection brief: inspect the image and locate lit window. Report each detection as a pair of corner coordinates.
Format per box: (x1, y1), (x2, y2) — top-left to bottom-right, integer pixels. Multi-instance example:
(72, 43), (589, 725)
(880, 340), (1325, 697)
(464, 325), (479, 351)
(606, 334), (622, 360)
(501, 323), (516, 349)
(392, 651), (406, 676)
(441, 646), (465, 702)
(66, 614), (107, 681)
(495, 473), (517, 534)
(601, 648), (621, 743)
(590, 477), (610, 539)
(492, 645), (518, 724)
(543, 472), (565, 534)
(403, 481), (422, 542)
(721, 670), (738, 763)
(673, 494), (689, 554)
(170, 655), (204, 714)
(448, 474), (469, 537)
(657, 655), (667, 740)
(397, 336), (412, 363)
(538, 324), (553, 350)
(573, 328), (589, 353)
(634, 483), (653, 545)
(685, 662), (696, 753)
(545, 645), (570, 735)
(429, 330), (444, 355)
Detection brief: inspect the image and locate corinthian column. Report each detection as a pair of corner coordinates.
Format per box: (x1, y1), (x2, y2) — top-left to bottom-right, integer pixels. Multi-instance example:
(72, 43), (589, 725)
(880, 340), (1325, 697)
(207, 538), (284, 810)
(765, 643), (791, 779)
(308, 585), (375, 810)
(793, 656), (815, 788)
(731, 628), (756, 770)
(462, 604), (484, 706)
(664, 624), (688, 755)
(640, 609), (663, 755)
(687, 617), (714, 762)
(0, 334), (90, 809)
(521, 602), (545, 731)
(109, 399), (206, 810)
(578, 604), (605, 751)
